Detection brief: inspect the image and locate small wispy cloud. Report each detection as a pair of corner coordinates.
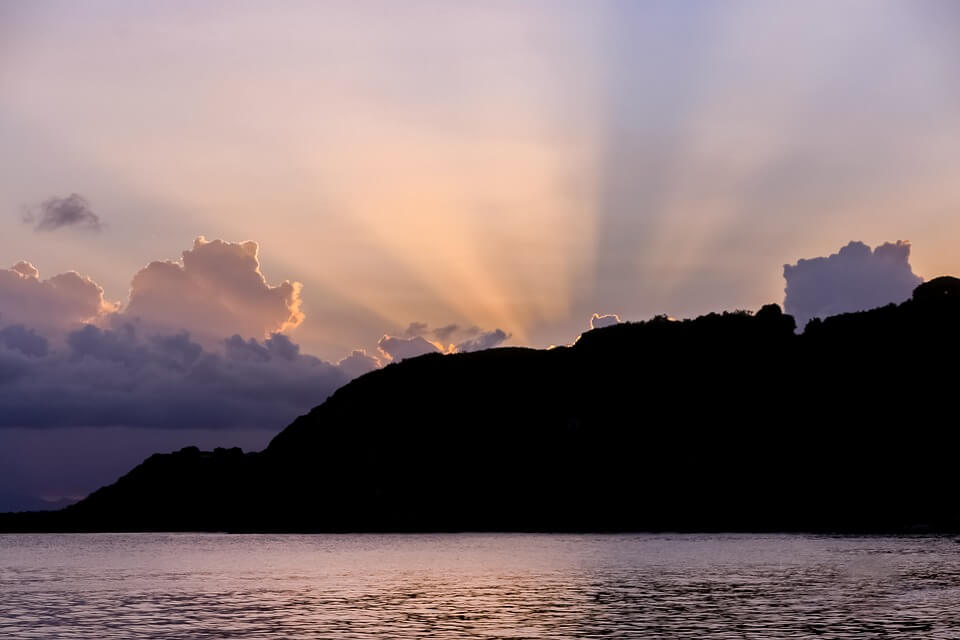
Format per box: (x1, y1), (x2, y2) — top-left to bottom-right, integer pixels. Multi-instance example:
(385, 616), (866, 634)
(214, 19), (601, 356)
(23, 193), (103, 232)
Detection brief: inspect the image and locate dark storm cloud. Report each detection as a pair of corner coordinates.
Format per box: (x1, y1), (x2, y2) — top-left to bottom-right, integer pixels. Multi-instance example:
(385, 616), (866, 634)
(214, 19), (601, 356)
(24, 193), (103, 232)
(784, 241), (923, 330)
(224, 332), (302, 362)
(68, 323), (145, 365)
(0, 325), (49, 357)
(0, 324), (370, 430)
(0, 350), (28, 384)
(150, 332), (203, 368)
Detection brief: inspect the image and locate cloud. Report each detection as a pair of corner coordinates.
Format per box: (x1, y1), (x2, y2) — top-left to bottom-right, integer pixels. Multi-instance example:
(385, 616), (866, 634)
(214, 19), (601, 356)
(11, 262), (38, 279)
(67, 323), (146, 366)
(1, 237), (303, 342)
(590, 313), (621, 329)
(380, 322), (510, 360)
(377, 334), (441, 362)
(150, 332), (203, 368)
(0, 237), (397, 507)
(224, 333), (301, 362)
(0, 234), (512, 435)
(0, 262), (116, 331)
(431, 323), (481, 342)
(125, 236), (304, 341)
(0, 324), (362, 430)
(24, 194), (103, 232)
(455, 328), (509, 353)
(401, 321), (477, 343)
(784, 241), (923, 330)
(0, 325), (49, 358)
(402, 322), (429, 338)
(336, 349), (381, 378)
(0, 235), (391, 431)
(0, 349), (28, 384)
(431, 324), (462, 342)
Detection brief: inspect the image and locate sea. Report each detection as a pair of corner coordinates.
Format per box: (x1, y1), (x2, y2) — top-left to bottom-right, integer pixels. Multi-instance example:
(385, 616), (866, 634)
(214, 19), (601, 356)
(2, 533), (959, 638)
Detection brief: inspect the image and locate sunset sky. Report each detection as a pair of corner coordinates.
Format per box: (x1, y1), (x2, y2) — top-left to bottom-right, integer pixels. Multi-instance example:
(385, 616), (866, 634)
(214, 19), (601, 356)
(1, 0), (959, 508)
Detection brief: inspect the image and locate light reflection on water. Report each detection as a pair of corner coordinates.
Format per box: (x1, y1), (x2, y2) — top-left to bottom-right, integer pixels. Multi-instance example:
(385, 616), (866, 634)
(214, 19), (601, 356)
(2, 533), (960, 638)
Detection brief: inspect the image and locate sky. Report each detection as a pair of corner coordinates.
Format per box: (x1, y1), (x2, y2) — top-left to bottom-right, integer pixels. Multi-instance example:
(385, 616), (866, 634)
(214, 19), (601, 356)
(1, 0), (958, 508)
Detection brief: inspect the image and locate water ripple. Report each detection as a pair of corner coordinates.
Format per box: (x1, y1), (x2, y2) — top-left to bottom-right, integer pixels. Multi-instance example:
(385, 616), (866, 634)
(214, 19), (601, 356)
(2, 533), (960, 638)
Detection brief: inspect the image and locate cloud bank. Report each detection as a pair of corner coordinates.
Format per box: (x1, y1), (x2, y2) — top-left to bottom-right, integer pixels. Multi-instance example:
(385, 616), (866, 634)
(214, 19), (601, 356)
(0, 237), (377, 433)
(0, 236), (397, 508)
(24, 193), (103, 232)
(0, 323), (354, 429)
(0, 242), (506, 508)
(784, 241), (923, 330)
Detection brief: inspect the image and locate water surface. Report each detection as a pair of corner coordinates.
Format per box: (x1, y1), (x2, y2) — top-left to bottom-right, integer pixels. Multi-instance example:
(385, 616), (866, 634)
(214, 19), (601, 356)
(2, 533), (959, 638)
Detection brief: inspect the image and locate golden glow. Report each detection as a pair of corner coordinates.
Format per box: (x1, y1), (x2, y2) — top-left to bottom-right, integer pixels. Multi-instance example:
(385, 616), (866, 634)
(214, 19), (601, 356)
(1, 2), (959, 359)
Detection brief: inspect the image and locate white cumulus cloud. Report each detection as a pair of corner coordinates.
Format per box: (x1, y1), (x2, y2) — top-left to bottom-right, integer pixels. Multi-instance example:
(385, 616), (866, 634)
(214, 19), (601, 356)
(125, 236), (304, 341)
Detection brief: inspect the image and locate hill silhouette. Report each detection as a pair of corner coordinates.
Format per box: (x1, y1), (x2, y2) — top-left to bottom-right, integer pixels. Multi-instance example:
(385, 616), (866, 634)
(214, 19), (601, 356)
(4, 277), (960, 533)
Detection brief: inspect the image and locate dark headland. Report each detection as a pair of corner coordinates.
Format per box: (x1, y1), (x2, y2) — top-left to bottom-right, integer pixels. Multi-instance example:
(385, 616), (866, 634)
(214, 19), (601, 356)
(4, 277), (960, 534)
